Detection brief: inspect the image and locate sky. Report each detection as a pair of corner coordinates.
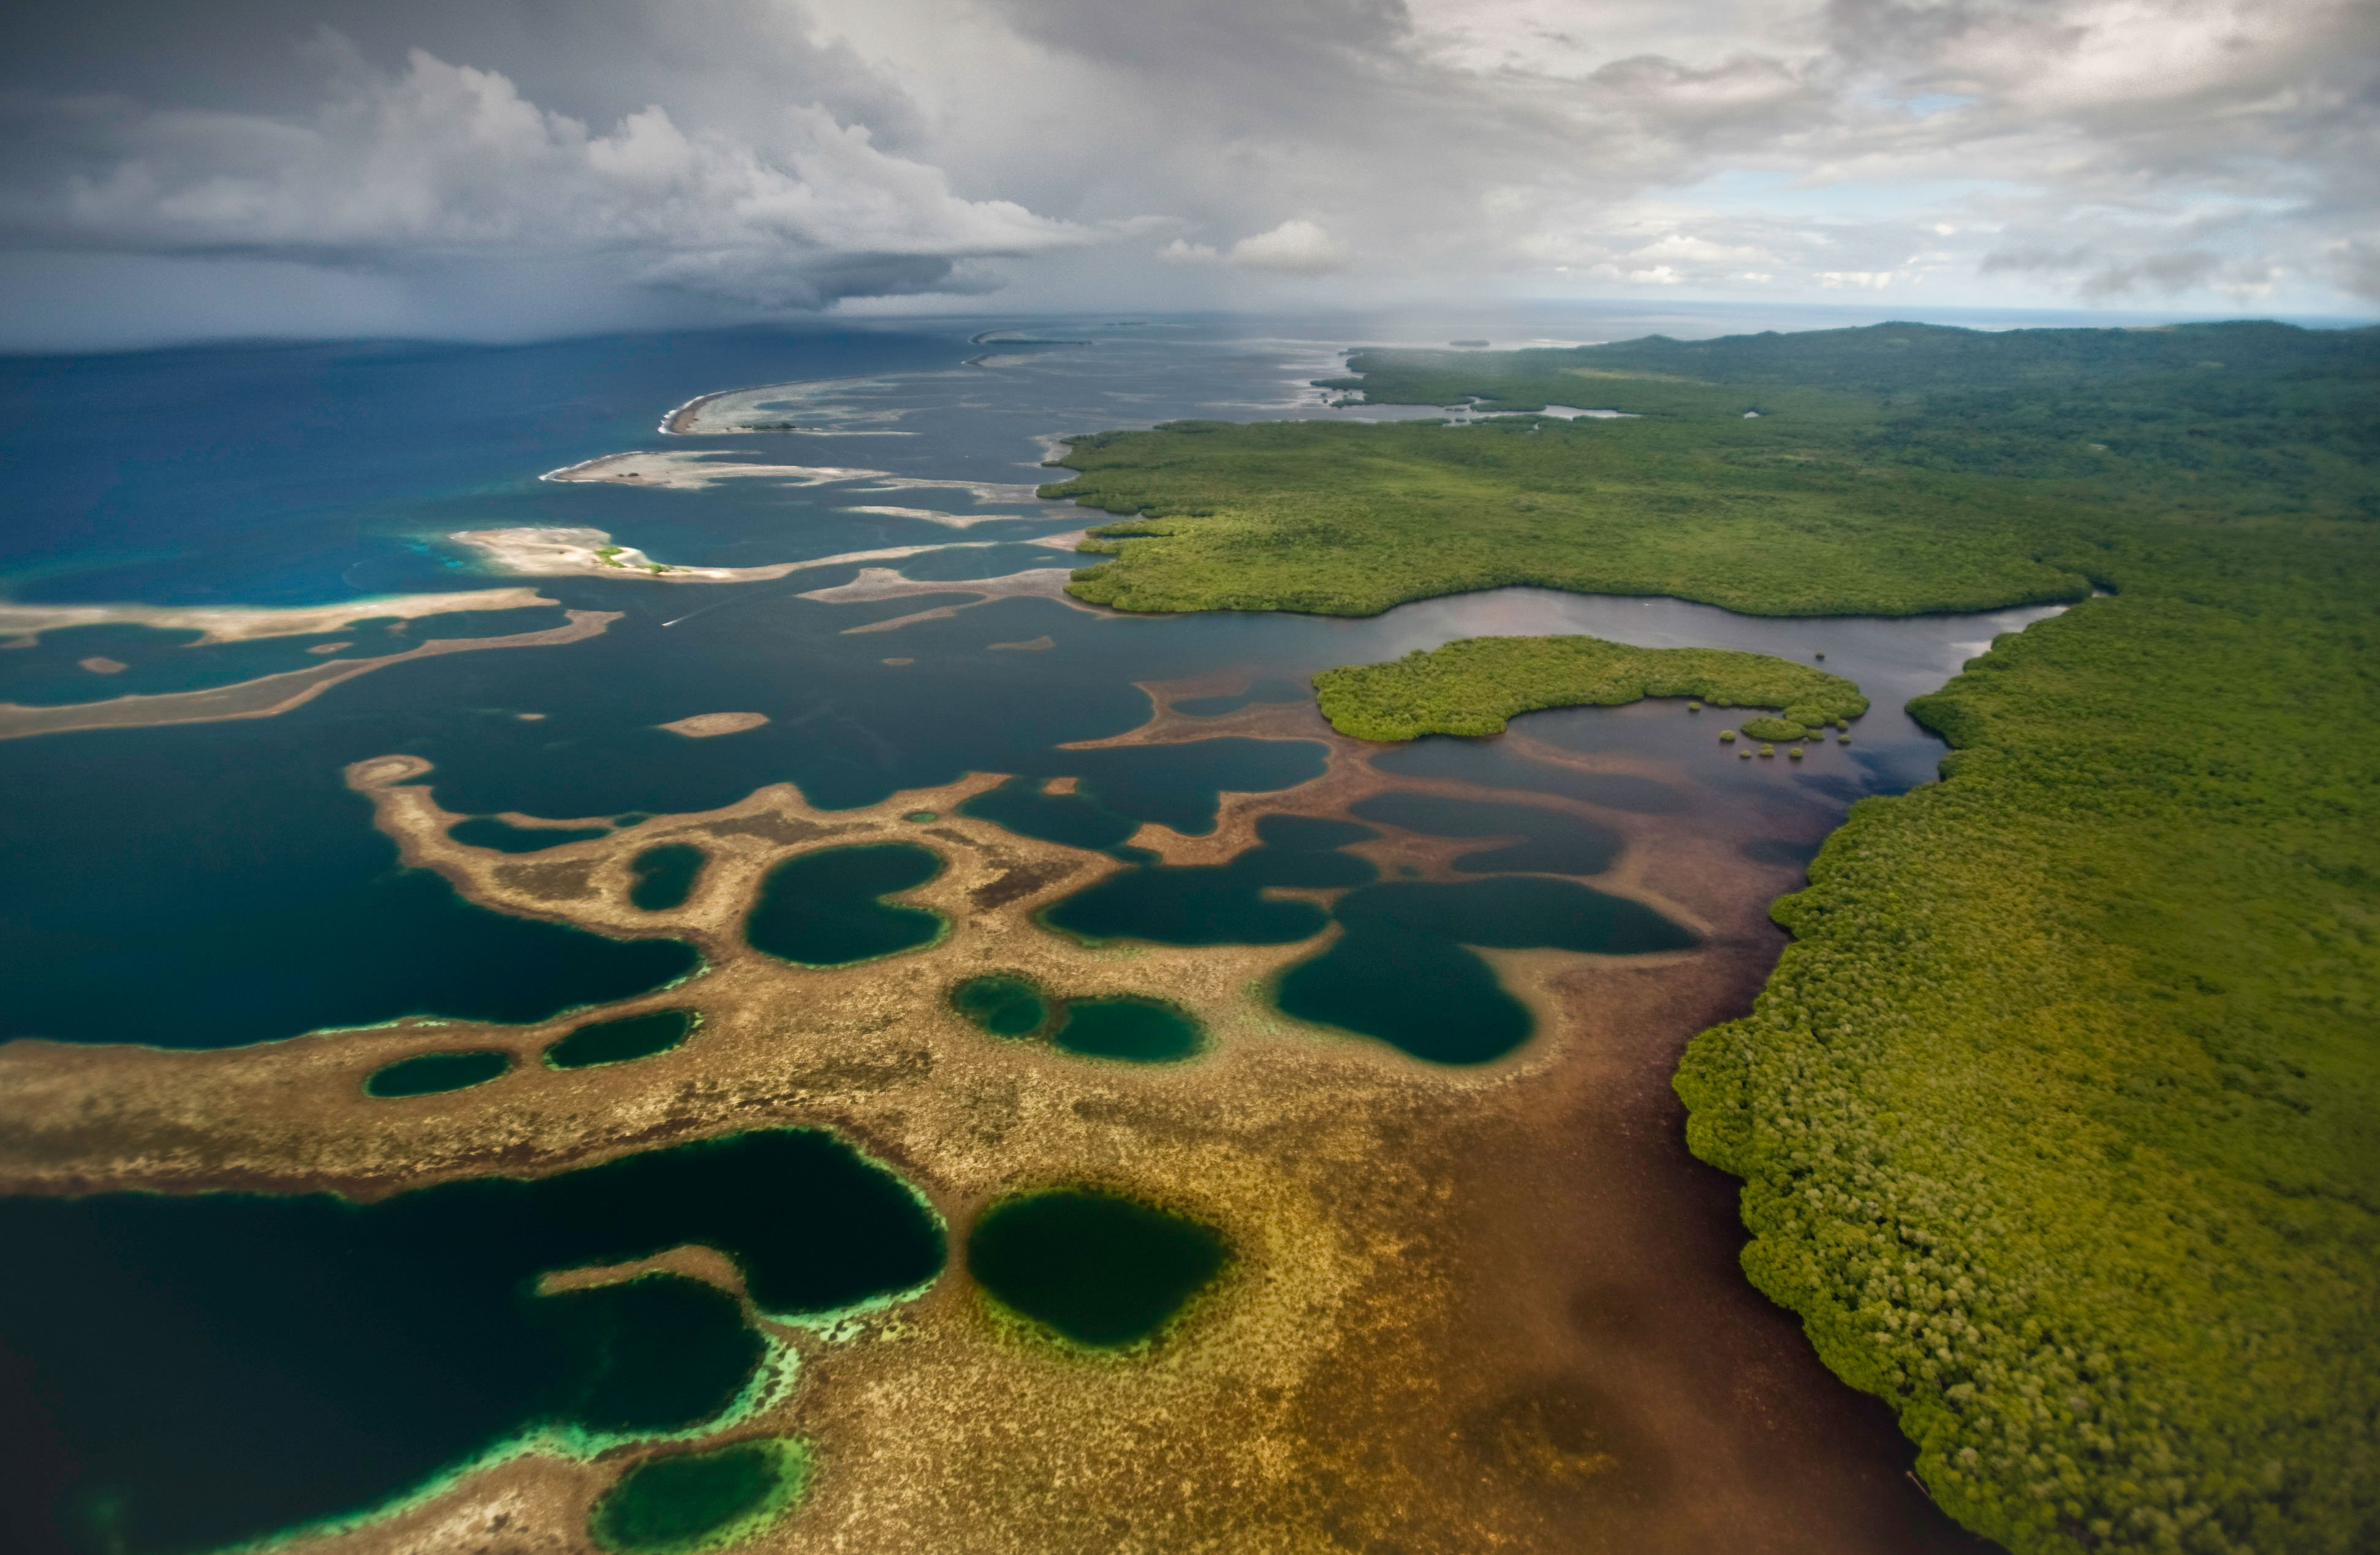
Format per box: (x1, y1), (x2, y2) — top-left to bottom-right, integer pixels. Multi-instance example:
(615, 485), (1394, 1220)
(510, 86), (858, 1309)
(1, 0), (2373, 349)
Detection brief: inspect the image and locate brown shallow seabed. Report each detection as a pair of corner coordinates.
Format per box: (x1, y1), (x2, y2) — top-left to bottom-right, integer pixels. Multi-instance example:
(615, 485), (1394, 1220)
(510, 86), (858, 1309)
(0, 672), (1990, 1555)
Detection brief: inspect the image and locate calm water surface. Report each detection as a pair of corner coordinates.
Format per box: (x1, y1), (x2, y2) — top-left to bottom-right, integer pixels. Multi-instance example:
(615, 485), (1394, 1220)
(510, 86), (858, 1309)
(0, 308), (2060, 1552)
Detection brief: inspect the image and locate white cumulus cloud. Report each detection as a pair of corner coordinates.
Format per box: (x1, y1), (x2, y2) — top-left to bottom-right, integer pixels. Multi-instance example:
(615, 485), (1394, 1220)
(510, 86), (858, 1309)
(10, 38), (1099, 309)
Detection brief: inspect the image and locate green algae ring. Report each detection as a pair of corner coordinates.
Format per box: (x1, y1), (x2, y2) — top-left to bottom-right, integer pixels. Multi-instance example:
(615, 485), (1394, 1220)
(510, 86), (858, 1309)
(590, 1438), (811, 1554)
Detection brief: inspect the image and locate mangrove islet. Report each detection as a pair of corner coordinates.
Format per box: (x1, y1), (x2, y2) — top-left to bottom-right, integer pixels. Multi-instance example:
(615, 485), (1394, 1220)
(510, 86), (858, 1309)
(363, 1049), (514, 1097)
(745, 842), (946, 966)
(0, 1129), (941, 1555)
(590, 1438), (812, 1555)
(545, 1008), (699, 1070)
(966, 1190), (1230, 1349)
(627, 843), (708, 911)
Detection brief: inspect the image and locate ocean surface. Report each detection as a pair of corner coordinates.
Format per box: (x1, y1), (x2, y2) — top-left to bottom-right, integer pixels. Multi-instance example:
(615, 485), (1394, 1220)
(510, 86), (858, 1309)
(0, 303), (2066, 1553)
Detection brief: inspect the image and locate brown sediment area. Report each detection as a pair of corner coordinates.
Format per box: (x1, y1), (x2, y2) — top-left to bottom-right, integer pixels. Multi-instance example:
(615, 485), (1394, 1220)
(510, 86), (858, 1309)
(798, 568), (1105, 636)
(0, 670), (1985, 1555)
(0, 588), (559, 647)
(0, 610), (620, 742)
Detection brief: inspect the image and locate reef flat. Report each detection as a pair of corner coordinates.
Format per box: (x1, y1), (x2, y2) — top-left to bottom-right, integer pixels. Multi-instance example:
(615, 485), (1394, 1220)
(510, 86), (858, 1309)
(0, 674), (1966, 1555)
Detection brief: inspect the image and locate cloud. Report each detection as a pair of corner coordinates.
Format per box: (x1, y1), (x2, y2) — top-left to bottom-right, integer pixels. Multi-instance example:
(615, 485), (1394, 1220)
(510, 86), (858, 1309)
(1161, 218), (1352, 276)
(2, 36), (1099, 310)
(1226, 218), (1353, 275)
(0, 0), (2373, 344)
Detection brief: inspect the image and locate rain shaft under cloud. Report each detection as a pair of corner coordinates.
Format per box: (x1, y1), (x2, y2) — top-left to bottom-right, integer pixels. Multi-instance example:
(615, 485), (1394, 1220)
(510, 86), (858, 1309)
(0, 0), (2373, 347)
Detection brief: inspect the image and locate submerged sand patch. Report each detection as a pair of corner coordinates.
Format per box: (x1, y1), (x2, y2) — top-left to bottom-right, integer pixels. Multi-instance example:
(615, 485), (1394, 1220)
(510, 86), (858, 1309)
(660, 712), (771, 739)
(0, 588), (560, 647)
(799, 568), (1102, 635)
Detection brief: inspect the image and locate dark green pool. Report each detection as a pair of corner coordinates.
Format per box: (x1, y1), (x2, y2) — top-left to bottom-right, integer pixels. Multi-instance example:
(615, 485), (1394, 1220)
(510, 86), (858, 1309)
(545, 1009), (698, 1069)
(949, 974), (1052, 1036)
(589, 1438), (810, 1554)
(0, 1130), (942, 1555)
(966, 1190), (1229, 1348)
(449, 816), (613, 853)
(627, 844), (707, 911)
(365, 1049), (514, 1097)
(745, 843), (945, 966)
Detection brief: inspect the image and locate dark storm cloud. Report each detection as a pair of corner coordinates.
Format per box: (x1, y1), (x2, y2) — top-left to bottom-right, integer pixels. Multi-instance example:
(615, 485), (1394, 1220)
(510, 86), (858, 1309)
(0, 0), (2372, 348)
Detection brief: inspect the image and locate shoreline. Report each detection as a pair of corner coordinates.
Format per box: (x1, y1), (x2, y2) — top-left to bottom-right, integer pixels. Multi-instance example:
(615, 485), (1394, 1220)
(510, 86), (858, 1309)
(0, 610), (620, 741)
(446, 526), (1028, 586)
(0, 588), (561, 648)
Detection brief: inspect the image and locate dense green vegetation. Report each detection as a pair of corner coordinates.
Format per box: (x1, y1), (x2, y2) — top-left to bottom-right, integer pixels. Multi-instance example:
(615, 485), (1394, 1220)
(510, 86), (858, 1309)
(1675, 539), (2380, 1554)
(1312, 634), (1865, 740)
(1044, 320), (2377, 620)
(1050, 321), (2380, 1553)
